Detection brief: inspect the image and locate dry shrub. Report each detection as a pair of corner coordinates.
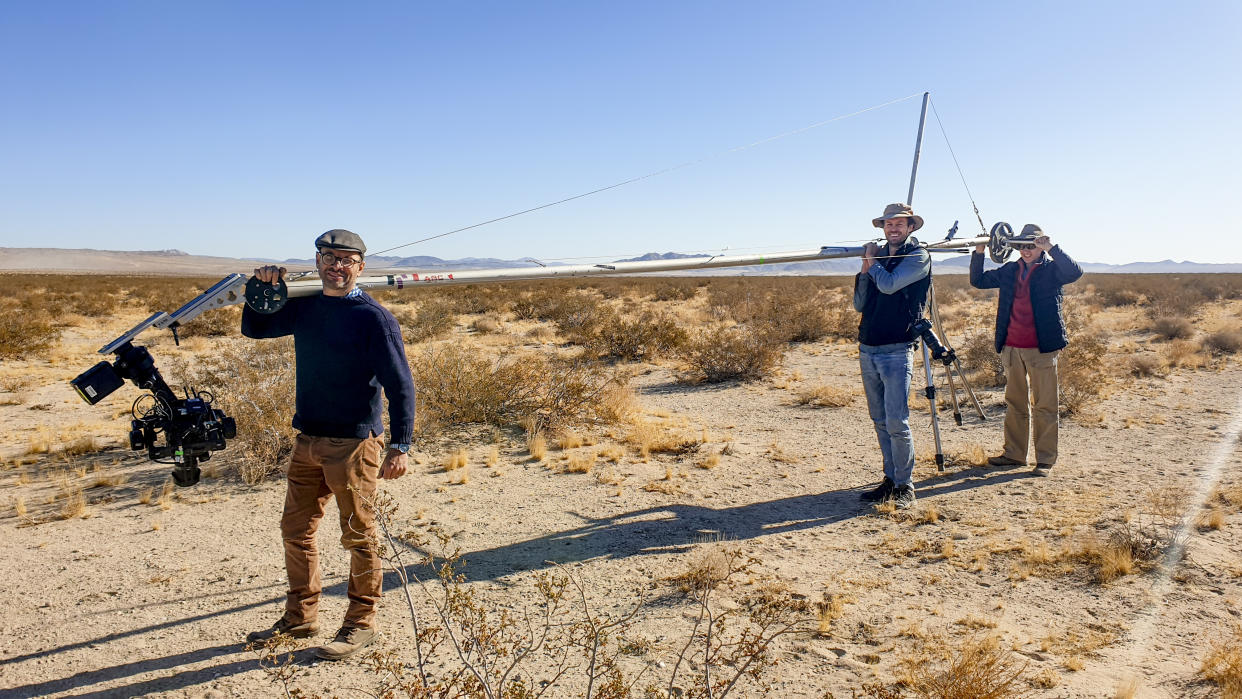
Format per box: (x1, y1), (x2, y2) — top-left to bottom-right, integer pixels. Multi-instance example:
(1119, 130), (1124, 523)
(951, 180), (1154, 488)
(469, 315), (502, 334)
(397, 297), (458, 343)
(1200, 625), (1242, 698)
(1149, 316), (1194, 340)
(1058, 303), (1109, 416)
(176, 338), (297, 483)
(1205, 329), (1242, 355)
(0, 305), (60, 360)
(411, 345), (630, 435)
(174, 305), (242, 339)
(583, 311), (688, 362)
(907, 634), (1031, 698)
(794, 384), (853, 408)
(1164, 339), (1209, 369)
(1127, 354), (1167, 378)
(959, 329), (1005, 387)
(681, 326), (784, 383)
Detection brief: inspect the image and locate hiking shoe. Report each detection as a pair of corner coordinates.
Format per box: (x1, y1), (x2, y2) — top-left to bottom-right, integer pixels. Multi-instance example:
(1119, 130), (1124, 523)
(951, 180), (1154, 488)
(859, 477), (895, 502)
(1032, 463), (1053, 477)
(987, 455), (1025, 467)
(316, 626), (379, 661)
(892, 485), (916, 510)
(246, 615), (320, 643)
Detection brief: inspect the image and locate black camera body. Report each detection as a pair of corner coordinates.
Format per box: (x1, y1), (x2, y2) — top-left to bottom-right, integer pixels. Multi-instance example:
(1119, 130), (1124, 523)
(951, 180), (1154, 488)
(72, 342), (235, 487)
(910, 318), (956, 365)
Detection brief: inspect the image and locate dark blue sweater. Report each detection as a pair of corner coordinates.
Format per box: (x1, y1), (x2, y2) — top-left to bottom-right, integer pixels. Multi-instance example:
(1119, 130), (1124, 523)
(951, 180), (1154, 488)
(969, 246), (1083, 354)
(241, 292), (416, 444)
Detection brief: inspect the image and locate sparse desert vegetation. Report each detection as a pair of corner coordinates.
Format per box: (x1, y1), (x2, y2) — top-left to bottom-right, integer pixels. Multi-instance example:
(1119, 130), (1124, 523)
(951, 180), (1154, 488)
(1, 271), (1240, 697)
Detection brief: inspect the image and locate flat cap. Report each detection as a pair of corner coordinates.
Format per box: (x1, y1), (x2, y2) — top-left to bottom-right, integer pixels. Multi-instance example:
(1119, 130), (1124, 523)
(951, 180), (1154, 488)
(314, 229), (367, 255)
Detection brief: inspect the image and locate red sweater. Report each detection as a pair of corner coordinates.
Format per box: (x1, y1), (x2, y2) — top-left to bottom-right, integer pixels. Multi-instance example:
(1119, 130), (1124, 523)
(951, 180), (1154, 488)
(1004, 263), (1039, 348)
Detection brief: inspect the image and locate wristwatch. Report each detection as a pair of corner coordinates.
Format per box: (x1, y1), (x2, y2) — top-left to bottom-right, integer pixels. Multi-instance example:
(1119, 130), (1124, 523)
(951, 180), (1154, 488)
(389, 443), (410, 454)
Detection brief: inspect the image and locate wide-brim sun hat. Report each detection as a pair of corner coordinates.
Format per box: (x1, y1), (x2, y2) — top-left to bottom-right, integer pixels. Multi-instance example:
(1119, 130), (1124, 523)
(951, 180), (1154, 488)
(1008, 224), (1045, 244)
(871, 203), (923, 232)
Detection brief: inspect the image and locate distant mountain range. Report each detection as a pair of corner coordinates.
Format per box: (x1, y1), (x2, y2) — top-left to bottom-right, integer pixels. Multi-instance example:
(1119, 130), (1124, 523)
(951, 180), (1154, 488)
(2, 247), (1240, 275)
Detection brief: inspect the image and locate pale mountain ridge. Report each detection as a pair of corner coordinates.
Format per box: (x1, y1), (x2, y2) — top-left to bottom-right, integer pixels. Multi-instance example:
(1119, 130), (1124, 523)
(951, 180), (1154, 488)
(1, 246), (1239, 276)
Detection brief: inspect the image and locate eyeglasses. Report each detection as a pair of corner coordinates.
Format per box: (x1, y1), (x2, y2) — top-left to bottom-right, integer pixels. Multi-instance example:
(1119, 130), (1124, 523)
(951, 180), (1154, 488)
(318, 251), (362, 268)
(1013, 244), (1037, 251)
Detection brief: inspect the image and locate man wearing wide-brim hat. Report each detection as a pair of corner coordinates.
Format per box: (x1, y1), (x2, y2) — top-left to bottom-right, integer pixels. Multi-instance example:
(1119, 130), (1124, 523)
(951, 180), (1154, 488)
(970, 224), (1083, 476)
(853, 203), (932, 509)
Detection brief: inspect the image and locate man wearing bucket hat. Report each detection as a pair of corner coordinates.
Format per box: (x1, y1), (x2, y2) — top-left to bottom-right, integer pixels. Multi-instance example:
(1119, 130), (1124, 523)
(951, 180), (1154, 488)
(970, 225), (1082, 476)
(241, 229), (416, 660)
(853, 203), (932, 509)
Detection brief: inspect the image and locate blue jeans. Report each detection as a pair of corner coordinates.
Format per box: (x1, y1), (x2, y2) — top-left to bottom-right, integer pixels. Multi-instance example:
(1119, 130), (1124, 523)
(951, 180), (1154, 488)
(859, 343), (916, 487)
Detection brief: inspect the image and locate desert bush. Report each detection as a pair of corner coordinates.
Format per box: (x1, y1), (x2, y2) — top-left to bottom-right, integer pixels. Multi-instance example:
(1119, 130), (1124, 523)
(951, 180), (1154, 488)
(175, 338), (297, 483)
(397, 297), (458, 344)
(1127, 354), (1167, 378)
(470, 315), (502, 334)
(175, 305), (241, 338)
(1149, 316), (1194, 341)
(650, 279), (699, 301)
(1059, 303), (1109, 417)
(1164, 339), (1209, 369)
(0, 305), (60, 360)
(958, 329), (1005, 387)
(583, 311), (689, 362)
(411, 345), (631, 435)
(681, 326), (784, 383)
(1205, 329), (1242, 355)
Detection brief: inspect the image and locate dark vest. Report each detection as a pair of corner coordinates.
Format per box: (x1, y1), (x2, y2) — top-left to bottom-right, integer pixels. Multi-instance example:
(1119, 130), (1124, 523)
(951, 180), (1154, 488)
(857, 242), (931, 346)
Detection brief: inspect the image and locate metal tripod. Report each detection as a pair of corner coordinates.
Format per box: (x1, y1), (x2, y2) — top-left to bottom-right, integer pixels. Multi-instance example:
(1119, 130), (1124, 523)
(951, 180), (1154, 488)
(918, 284), (988, 471)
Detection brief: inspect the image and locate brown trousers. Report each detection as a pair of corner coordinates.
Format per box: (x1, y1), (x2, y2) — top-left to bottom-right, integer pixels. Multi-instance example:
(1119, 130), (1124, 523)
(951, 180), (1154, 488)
(282, 433), (384, 628)
(999, 346), (1060, 466)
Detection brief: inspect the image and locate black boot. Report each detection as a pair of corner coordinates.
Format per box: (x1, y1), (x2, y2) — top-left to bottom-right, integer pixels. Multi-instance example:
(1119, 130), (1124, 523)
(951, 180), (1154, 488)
(860, 477), (895, 502)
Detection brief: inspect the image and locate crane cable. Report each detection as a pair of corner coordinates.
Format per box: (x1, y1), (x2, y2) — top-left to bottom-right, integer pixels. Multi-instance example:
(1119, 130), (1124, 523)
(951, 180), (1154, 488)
(370, 92), (924, 258)
(928, 96), (987, 237)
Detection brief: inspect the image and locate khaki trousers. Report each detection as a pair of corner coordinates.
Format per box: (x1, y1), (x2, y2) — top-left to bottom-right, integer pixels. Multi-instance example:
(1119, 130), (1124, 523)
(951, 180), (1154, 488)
(999, 346), (1060, 466)
(282, 433), (384, 629)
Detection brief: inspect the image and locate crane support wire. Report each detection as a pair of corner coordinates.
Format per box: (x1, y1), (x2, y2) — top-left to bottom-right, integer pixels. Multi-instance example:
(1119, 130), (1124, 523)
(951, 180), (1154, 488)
(928, 96), (987, 236)
(371, 92), (925, 258)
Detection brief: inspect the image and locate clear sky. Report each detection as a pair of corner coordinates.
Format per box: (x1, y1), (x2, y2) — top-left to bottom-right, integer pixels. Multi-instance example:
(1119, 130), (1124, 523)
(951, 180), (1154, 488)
(1, 1), (1238, 265)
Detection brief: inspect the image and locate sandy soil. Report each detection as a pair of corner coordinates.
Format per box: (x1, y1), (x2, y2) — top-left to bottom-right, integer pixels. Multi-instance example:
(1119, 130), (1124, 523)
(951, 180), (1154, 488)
(1, 303), (1240, 698)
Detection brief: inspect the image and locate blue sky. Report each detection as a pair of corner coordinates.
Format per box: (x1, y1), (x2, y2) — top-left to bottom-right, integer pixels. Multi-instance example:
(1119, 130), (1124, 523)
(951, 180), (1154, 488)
(1, 1), (1238, 265)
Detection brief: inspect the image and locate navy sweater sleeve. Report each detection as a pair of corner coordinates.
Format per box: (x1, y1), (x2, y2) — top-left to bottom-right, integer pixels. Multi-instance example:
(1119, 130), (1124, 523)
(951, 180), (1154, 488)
(969, 252), (1005, 289)
(1047, 245), (1083, 285)
(367, 304), (416, 444)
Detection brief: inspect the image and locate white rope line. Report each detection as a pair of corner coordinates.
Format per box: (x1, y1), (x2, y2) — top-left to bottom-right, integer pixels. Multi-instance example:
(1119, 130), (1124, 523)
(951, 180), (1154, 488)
(371, 93), (924, 257)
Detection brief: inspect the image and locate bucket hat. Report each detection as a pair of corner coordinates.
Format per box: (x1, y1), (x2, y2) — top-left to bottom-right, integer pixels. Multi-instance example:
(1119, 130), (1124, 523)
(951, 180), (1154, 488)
(871, 203), (923, 232)
(1008, 224), (1045, 244)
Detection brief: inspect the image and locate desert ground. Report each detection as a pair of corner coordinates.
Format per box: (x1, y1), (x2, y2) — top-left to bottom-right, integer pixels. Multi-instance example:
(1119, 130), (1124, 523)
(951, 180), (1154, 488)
(0, 271), (1240, 699)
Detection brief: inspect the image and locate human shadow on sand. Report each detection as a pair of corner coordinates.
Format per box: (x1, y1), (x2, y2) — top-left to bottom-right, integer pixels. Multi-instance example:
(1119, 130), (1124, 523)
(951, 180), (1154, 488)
(4, 467), (1034, 697)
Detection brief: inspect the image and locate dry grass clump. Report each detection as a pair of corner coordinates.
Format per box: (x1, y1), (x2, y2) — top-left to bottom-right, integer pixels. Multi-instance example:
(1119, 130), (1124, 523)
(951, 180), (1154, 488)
(793, 383), (854, 408)
(1205, 329), (1242, 355)
(680, 326), (784, 383)
(58, 484), (88, 520)
(1200, 625), (1242, 697)
(1149, 316), (1194, 340)
(469, 315), (502, 334)
(526, 433), (547, 461)
(625, 417), (704, 460)
(174, 338), (296, 484)
(958, 329), (1005, 387)
(903, 634), (1031, 698)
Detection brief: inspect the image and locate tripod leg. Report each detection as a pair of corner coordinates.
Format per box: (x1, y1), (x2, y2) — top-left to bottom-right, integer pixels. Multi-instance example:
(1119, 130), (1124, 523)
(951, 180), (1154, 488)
(921, 343), (944, 472)
(951, 355), (988, 420)
(942, 361), (963, 426)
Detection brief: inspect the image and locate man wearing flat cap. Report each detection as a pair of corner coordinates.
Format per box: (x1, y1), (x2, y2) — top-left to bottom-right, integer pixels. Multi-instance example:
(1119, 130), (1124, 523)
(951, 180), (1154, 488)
(853, 203), (932, 509)
(242, 229), (416, 660)
(970, 225), (1082, 476)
